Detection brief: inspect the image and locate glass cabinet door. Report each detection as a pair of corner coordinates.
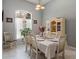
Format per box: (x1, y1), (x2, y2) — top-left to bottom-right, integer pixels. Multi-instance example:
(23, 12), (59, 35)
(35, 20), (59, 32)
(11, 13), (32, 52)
(57, 22), (61, 31)
(51, 21), (56, 32)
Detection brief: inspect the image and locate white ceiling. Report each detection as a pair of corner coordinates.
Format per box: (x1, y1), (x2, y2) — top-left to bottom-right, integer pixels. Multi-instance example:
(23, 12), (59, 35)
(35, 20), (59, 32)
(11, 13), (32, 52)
(25, 0), (51, 5)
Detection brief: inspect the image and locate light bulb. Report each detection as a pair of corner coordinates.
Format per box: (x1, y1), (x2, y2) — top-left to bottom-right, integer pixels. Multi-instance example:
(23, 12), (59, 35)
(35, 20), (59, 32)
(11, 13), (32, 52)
(41, 6), (45, 9)
(36, 4), (41, 8)
(35, 7), (40, 10)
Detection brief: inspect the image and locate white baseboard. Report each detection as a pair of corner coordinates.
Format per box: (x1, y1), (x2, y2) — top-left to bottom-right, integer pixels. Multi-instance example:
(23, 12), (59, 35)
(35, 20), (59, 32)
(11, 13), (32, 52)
(68, 45), (76, 50)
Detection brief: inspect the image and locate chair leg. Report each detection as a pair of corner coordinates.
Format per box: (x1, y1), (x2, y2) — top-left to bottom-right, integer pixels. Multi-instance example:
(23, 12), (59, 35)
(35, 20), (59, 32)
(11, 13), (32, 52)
(29, 45), (31, 56)
(56, 53), (59, 59)
(26, 45), (27, 52)
(30, 49), (32, 59)
(62, 51), (65, 59)
(56, 49), (59, 59)
(36, 53), (38, 59)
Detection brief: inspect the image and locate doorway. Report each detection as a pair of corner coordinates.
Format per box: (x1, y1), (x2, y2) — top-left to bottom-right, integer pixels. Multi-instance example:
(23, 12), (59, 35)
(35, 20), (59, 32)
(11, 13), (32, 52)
(15, 10), (32, 40)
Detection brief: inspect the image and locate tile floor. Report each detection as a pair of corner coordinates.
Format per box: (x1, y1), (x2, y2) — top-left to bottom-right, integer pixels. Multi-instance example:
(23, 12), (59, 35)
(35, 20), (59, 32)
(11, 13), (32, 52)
(2, 41), (76, 59)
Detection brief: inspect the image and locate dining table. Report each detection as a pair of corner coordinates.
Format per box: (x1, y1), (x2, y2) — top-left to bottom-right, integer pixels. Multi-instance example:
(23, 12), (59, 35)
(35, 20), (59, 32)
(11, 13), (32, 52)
(35, 35), (59, 59)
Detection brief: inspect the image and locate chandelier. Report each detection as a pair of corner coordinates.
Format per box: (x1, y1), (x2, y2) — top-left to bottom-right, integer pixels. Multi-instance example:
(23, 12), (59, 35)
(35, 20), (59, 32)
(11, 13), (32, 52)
(35, 0), (45, 11)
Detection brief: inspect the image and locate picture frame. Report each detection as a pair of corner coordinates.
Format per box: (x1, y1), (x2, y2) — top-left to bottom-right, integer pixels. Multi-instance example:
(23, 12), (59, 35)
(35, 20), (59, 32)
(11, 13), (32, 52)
(2, 10), (4, 22)
(26, 13), (31, 19)
(6, 17), (13, 23)
(33, 20), (37, 24)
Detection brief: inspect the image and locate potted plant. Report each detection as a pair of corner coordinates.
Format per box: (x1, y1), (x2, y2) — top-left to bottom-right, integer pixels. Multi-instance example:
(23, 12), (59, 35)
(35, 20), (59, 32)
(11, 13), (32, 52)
(20, 28), (31, 38)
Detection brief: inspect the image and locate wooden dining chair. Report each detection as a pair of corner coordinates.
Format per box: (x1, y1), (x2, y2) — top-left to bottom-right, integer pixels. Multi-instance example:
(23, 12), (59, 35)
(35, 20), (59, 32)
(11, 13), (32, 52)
(29, 34), (41, 59)
(25, 35), (30, 51)
(56, 34), (66, 59)
(3, 32), (16, 48)
(25, 35), (32, 56)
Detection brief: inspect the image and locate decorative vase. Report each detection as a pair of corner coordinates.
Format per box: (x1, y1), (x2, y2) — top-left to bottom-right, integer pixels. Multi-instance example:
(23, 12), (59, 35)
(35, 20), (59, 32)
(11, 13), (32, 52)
(39, 26), (45, 37)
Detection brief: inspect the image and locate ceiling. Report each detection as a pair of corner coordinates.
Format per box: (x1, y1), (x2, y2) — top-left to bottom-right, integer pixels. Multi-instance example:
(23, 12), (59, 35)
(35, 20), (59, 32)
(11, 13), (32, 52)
(25, 0), (52, 5)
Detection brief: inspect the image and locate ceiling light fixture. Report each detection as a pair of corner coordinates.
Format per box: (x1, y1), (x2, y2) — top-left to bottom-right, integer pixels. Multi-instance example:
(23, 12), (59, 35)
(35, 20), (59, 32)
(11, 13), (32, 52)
(35, 0), (45, 11)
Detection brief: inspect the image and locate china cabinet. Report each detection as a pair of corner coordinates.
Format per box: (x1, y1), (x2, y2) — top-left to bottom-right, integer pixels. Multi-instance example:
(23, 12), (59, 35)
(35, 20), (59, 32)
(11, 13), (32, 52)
(46, 17), (65, 35)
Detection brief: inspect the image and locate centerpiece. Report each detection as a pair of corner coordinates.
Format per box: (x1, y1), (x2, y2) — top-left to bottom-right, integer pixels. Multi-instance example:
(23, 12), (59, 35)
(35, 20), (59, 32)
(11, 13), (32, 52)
(39, 26), (45, 37)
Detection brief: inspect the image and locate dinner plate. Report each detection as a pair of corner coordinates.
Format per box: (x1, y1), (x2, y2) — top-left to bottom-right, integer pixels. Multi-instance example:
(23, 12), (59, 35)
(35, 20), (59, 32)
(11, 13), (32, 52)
(47, 38), (59, 42)
(37, 38), (45, 41)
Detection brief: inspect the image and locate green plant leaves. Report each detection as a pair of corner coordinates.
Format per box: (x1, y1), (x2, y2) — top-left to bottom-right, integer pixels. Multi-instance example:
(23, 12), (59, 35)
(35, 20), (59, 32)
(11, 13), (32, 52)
(20, 28), (31, 37)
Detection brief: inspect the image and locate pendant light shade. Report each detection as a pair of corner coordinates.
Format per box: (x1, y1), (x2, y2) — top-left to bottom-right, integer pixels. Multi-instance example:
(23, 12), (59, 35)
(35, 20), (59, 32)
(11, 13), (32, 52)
(35, 7), (40, 10)
(35, 0), (45, 11)
(36, 4), (41, 8)
(41, 6), (45, 9)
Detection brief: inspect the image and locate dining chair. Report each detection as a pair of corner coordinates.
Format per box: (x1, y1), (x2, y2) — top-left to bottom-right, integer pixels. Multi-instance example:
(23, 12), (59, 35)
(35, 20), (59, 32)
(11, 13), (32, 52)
(3, 32), (16, 48)
(29, 34), (41, 59)
(25, 35), (32, 56)
(56, 34), (66, 59)
(25, 35), (29, 51)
